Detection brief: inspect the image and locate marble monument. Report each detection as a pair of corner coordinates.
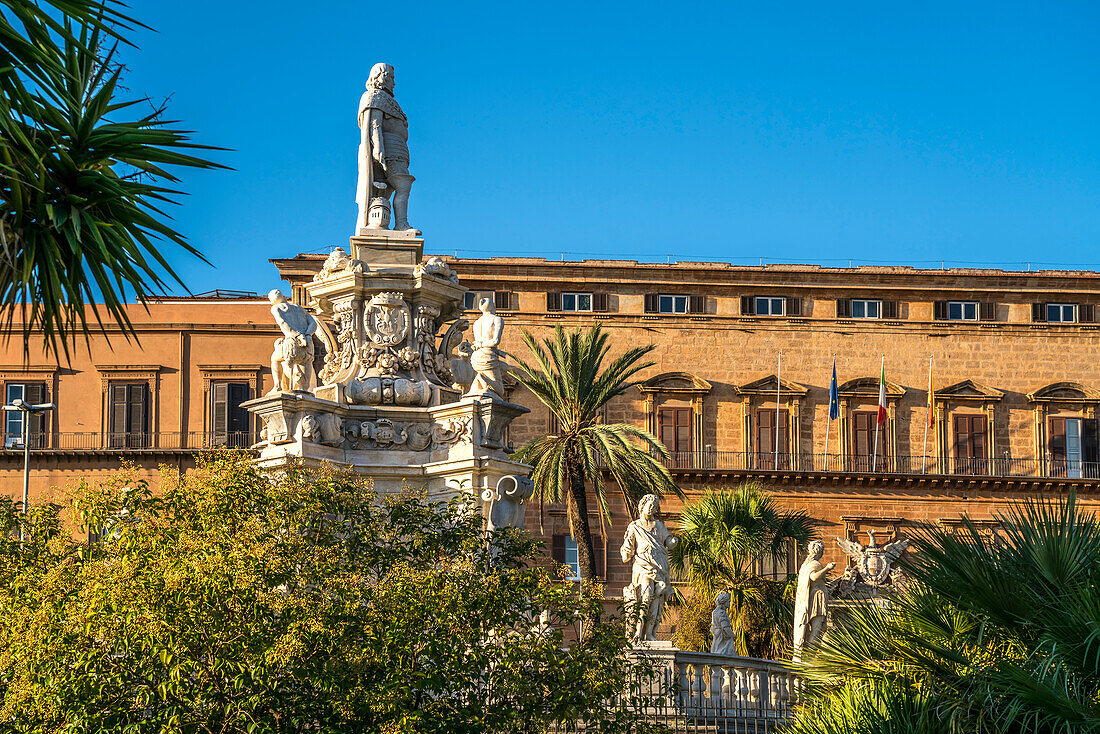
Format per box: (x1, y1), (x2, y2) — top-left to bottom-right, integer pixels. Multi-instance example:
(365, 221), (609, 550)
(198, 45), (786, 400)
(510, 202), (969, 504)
(792, 540), (834, 662)
(246, 63), (530, 510)
(621, 494), (679, 645)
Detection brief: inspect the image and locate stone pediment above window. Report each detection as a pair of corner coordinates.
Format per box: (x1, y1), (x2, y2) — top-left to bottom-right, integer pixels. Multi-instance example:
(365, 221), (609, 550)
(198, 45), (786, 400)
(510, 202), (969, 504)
(838, 377), (906, 399)
(1027, 382), (1100, 404)
(637, 372), (712, 397)
(935, 379), (1003, 403)
(736, 374), (808, 398)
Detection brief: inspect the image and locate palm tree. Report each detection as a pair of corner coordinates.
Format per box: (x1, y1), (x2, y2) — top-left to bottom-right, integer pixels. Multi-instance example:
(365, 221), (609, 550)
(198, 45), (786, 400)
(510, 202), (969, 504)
(510, 324), (679, 588)
(786, 491), (1100, 733)
(0, 1), (224, 360)
(669, 483), (815, 657)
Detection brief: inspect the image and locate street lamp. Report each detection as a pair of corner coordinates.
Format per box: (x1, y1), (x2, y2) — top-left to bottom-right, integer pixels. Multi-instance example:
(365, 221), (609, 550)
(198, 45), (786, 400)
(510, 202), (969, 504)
(3, 398), (54, 541)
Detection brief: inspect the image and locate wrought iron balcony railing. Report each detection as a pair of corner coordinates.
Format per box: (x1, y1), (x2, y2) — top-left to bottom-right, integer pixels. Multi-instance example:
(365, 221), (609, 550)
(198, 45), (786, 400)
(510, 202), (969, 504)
(1, 431), (255, 452)
(650, 451), (1099, 480)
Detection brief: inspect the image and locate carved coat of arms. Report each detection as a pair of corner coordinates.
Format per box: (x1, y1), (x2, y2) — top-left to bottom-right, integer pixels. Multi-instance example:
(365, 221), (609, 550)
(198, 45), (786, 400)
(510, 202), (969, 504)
(835, 530), (909, 589)
(365, 292), (409, 347)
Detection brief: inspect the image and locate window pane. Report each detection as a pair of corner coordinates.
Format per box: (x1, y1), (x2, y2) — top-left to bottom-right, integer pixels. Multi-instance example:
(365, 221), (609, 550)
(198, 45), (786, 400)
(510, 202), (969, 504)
(771, 298), (784, 315)
(867, 301), (880, 318)
(964, 303), (976, 320)
(659, 295), (673, 312)
(674, 296), (688, 313)
(1047, 304), (1060, 322)
(564, 537), (580, 580)
(948, 302), (962, 320)
(852, 300), (865, 318)
(6, 384), (23, 403)
(1064, 305), (1075, 322)
(562, 293), (576, 311)
(577, 294), (592, 311)
(755, 297), (770, 315)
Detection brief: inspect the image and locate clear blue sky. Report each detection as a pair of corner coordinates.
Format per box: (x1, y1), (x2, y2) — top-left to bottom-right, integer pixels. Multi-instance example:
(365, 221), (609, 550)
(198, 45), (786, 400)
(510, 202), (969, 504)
(120, 1), (1100, 295)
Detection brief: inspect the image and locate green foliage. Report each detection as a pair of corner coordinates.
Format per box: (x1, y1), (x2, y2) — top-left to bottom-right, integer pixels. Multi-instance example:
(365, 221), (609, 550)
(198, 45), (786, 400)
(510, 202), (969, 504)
(785, 492), (1100, 734)
(670, 585), (712, 652)
(668, 483), (810, 657)
(510, 324), (679, 585)
(0, 455), (670, 733)
(0, 0), (225, 360)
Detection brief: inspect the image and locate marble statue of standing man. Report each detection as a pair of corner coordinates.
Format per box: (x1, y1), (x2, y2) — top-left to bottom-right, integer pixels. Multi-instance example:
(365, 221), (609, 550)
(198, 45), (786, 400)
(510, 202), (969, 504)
(464, 297), (505, 399)
(355, 62), (417, 233)
(621, 494), (678, 644)
(266, 290), (319, 395)
(792, 540), (835, 662)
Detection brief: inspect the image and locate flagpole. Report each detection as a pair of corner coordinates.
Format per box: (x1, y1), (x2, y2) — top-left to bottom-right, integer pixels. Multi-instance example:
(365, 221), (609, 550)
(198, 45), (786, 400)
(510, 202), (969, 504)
(873, 355), (883, 473)
(824, 354), (834, 471)
(922, 355), (932, 473)
(775, 352), (782, 469)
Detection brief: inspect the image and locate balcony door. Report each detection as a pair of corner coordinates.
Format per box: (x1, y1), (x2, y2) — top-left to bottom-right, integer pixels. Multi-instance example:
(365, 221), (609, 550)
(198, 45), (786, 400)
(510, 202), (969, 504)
(953, 414), (988, 475)
(1050, 417), (1099, 478)
(851, 411), (887, 471)
(755, 408), (789, 469)
(108, 382), (149, 448)
(658, 405), (692, 468)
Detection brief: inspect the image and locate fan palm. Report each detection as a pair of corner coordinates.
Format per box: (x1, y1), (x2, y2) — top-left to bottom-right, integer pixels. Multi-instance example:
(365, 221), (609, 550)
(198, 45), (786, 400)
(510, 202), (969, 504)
(0, 1), (224, 360)
(786, 491), (1100, 733)
(668, 483), (815, 657)
(510, 324), (680, 588)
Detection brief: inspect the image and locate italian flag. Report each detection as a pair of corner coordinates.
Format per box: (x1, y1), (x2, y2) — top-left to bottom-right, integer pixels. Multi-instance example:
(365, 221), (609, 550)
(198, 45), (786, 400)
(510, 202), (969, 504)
(877, 357), (887, 425)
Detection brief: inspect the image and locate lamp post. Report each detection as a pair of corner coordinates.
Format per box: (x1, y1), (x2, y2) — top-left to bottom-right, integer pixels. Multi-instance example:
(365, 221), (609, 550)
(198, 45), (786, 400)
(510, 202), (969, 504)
(3, 398), (54, 541)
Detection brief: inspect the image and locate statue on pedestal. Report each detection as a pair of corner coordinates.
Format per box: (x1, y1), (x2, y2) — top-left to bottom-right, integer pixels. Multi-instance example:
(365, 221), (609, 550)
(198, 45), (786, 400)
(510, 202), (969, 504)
(792, 540), (834, 662)
(710, 591), (737, 656)
(464, 297), (505, 400)
(355, 62), (417, 233)
(267, 290), (319, 394)
(621, 494), (678, 644)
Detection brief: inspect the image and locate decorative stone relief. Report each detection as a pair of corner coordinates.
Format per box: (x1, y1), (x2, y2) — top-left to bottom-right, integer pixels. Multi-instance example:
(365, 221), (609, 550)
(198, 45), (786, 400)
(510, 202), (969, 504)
(415, 256), (458, 283)
(313, 247), (366, 282)
(834, 531), (909, 596)
(365, 292), (410, 347)
(346, 376), (431, 406)
(433, 416), (472, 446)
(483, 475), (534, 531)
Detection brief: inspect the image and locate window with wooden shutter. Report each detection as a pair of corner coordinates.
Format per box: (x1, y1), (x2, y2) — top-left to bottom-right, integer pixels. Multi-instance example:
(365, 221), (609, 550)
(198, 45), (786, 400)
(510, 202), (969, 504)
(551, 534), (604, 579)
(688, 295), (705, 314)
(836, 299), (851, 318)
(548, 411), (561, 435)
(754, 408), (789, 469)
(953, 414), (987, 474)
(108, 382), (148, 448)
(494, 291), (514, 311)
(851, 411), (886, 471)
(546, 292), (561, 312)
(1081, 304), (1096, 323)
(658, 406), (692, 467)
(211, 382), (251, 447)
(644, 294), (658, 313)
(882, 300), (899, 319)
(592, 292), (609, 312)
(933, 301), (948, 320)
(740, 296), (755, 316)
(786, 297), (802, 317)
(979, 302), (996, 321)
(3, 381), (48, 448)
(1032, 303), (1046, 322)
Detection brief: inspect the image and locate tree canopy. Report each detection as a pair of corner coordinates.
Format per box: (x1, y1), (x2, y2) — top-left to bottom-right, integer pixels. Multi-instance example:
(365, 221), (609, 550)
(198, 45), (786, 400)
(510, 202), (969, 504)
(0, 455), (669, 733)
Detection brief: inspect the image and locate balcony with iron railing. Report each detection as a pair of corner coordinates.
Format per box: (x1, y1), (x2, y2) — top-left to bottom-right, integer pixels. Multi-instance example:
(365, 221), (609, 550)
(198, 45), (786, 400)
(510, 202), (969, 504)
(648, 451), (1100, 481)
(1, 431), (256, 453)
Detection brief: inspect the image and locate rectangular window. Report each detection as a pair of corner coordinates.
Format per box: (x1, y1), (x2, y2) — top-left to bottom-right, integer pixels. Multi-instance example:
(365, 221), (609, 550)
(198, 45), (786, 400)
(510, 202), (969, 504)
(551, 534), (605, 579)
(108, 382), (149, 449)
(752, 539), (797, 580)
(953, 415), (988, 475)
(211, 382), (251, 447)
(850, 411), (886, 471)
(658, 406), (692, 467)
(657, 295), (689, 314)
(462, 291), (478, 310)
(850, 299), (881, 319)
(494, 291), (514, 311)
(560, 292), (593, 312)
(4, 382), (48, 448)
(755, 408), (789, 469)
(1050, 417), (1100, 478)
(755, 297), (786, 317)
(947, 301), (978, 321)
(1046, 303), (1077, 323)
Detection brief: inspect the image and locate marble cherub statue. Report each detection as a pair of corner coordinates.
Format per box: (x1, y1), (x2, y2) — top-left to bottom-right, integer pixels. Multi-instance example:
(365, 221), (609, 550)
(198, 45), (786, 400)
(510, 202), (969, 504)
(463, 297), (505, 399)
(266, 289), (319, 394)
(792, 540), (835, 662)
(355, 62), (417, 233)
(620, 493), (679, 644)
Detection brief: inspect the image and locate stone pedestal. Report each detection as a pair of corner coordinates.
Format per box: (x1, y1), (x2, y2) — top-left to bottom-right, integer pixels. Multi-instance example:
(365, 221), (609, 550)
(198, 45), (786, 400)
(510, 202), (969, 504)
(247, 228), (531, 516)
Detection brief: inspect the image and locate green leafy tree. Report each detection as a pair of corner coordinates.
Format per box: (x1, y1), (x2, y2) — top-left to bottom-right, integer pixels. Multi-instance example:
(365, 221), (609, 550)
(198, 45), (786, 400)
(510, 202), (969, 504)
(786, 492), (1100, 733)
(0, 0), (224, 359)
(510, 324), (679, 589)
(0, 455), (670, 733)
(668, 483), (815, 657)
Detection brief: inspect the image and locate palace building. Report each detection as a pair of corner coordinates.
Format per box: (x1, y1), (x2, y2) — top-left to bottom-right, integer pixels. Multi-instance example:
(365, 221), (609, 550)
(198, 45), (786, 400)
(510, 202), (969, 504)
(4, 254), (1100, 589)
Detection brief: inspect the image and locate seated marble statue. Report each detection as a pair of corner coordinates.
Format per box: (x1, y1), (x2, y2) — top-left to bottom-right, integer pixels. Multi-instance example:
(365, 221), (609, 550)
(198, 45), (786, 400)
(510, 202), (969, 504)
(464, 297), (505, 399)
(267, 289), (319, 394)
(620, 494), (678, 644)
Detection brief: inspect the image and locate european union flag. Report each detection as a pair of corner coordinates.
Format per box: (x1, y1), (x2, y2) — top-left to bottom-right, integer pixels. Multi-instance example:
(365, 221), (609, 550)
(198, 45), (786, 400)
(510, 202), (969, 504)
(828, 358), (840, 420)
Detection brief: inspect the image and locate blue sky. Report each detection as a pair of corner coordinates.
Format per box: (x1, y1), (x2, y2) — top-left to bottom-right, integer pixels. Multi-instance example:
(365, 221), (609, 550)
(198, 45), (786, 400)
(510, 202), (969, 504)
(120, 1), (1100, 295)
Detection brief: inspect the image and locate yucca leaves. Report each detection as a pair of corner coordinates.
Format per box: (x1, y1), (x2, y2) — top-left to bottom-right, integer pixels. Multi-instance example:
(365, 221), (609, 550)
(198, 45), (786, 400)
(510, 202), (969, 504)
(786, 492), (1100, 734)
(0, 1), (225, 360)
(510, 324), (679, 588)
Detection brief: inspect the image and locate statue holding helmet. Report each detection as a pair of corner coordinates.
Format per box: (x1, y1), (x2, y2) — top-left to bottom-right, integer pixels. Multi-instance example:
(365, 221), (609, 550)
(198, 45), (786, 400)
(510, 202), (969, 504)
(355, 62), (418, 234)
